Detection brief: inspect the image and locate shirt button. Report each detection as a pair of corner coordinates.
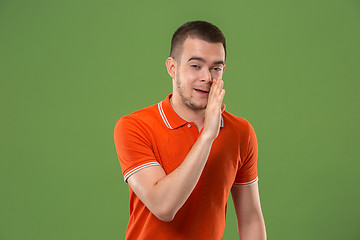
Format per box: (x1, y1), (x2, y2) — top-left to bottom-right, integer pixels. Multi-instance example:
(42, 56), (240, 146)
(187, 123), (192, 128)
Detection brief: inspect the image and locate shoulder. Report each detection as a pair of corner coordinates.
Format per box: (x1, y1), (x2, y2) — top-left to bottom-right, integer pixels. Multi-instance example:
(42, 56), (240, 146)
(223, 110), (254, 133)
(114, 103), (160, 134)
(117, 103), (159, 124)
(221, 111), (258, 143)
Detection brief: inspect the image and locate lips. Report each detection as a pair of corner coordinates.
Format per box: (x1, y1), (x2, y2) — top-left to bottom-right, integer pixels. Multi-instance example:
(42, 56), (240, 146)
(194, 88), (209, 93)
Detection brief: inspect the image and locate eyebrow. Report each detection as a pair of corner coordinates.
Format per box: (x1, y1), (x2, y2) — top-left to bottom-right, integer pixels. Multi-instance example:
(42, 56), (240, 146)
(187, 57), (225, 65)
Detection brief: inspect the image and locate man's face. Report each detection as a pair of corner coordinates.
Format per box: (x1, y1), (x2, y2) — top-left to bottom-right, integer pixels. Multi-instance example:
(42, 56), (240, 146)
(173, 37), (226, 111)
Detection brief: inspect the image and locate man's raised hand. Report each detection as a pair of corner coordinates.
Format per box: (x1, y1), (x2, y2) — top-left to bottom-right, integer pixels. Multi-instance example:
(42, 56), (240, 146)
(202, 79), (225, 141)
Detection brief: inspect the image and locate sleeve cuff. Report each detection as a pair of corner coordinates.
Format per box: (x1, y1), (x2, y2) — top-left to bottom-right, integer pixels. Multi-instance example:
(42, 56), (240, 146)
(124, 161), (161, 183)
(233, 176), (258, 187)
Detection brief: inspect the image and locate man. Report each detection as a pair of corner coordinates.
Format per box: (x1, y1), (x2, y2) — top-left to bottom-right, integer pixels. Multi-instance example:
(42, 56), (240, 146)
(114, 20), (266, 240)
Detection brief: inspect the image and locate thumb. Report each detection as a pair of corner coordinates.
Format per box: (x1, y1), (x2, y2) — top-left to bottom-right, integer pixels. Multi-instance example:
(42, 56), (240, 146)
(221, 103), (226, 113)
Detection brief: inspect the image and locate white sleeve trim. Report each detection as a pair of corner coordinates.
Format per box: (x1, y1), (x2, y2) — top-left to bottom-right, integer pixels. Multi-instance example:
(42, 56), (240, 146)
(233, 176), (258, 187)
(124, 162), (161, 183)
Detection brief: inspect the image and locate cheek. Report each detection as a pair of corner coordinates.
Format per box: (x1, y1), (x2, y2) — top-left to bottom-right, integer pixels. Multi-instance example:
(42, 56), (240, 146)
(211, 72), (219, 78)
(182, 70), (199, 82)
(184, 68), (199, 77)
(213, 71), (225, 80)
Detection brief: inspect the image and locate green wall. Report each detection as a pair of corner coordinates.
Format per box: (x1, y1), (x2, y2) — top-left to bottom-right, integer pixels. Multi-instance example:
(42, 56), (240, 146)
(1, 0), (359, 239)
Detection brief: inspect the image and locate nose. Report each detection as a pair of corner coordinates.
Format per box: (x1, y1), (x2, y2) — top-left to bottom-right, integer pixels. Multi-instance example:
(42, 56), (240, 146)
(201, 69), (213, 83)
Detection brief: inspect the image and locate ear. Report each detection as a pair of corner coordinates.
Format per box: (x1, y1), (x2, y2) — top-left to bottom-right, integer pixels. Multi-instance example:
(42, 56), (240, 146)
(166, 57), (176, 79)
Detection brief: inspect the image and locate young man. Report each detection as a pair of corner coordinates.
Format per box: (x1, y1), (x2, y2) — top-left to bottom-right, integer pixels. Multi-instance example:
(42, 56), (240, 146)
(114, 21), (266, 240)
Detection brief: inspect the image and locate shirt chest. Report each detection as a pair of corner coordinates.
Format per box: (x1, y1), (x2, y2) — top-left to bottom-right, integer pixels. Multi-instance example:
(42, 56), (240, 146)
(150, 123), (241, 189)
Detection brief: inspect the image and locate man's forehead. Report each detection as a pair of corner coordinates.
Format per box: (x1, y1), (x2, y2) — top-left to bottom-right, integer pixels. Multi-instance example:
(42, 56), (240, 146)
(180, 38), (225, 62)
(187, 57), (225, 65)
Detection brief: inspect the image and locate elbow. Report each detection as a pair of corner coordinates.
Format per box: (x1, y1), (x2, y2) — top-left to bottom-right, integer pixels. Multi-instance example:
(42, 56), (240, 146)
(139, 184), (180, 222)
(152, 205), (177, 222)
(155, 212), (175, 222)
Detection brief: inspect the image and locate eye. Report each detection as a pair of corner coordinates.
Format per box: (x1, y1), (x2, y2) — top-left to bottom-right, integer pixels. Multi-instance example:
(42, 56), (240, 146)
(212, 67), (222, 71)
(191, 64), (200, 69)
(190, 64), (200, 69)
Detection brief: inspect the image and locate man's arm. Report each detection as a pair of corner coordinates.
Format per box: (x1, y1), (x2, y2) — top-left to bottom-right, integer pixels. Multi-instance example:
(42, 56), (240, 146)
(231, 182), (266, 240)
(127, 79), (225, 222)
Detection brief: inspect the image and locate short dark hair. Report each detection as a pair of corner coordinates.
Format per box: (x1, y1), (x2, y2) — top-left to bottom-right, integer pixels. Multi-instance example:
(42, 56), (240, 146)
(170, 20), (226, 60)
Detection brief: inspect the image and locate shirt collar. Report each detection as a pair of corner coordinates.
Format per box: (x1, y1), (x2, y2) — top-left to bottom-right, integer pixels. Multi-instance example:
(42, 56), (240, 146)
(158, 94), (224, 130)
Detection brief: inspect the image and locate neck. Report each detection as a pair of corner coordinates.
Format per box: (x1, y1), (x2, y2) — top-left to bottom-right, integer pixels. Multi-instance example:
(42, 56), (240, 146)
(170, 94), (205, 132)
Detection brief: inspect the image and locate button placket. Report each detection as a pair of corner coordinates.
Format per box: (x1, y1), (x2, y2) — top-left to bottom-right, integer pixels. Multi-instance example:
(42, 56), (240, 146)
(186, 122), (198, 140)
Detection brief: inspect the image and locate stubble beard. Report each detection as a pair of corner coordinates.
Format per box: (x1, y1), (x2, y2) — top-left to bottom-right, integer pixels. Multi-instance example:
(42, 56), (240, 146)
(175, 73), (207, 112)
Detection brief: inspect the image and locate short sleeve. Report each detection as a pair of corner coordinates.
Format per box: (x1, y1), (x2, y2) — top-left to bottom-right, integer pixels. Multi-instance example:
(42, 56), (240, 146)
(233, 122), (259, 186)
(114, 116), (160, 183)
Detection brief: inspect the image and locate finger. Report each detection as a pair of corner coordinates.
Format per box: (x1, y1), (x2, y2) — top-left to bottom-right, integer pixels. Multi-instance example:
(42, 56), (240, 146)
(217, 82), (225, 100)
(210, 79), (223, 96)
(210, 79), (219, 94)
(218, 88), (225, 103)
(219, 80), (224, 93)
(208, 83), (219, 102)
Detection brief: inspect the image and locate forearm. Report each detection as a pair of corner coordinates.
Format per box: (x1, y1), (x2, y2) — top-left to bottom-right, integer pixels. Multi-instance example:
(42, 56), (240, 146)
(238, 213), (266, 240)
(146, 133), (214, 221)
(232, 183), (266, 240)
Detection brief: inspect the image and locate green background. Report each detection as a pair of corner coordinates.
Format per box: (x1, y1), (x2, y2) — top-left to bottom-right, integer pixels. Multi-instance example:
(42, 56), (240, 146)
(1, 0), (359, 239)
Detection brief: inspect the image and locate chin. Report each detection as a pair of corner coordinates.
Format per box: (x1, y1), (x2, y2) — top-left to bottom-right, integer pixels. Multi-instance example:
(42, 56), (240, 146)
(188, 102), (207, 111)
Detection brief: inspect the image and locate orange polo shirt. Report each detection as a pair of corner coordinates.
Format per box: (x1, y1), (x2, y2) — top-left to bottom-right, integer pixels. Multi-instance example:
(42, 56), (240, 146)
(114, 94), (259, 240)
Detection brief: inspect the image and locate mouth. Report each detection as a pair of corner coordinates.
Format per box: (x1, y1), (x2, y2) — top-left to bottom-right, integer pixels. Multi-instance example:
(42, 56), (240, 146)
(194, 88), (210, 94)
